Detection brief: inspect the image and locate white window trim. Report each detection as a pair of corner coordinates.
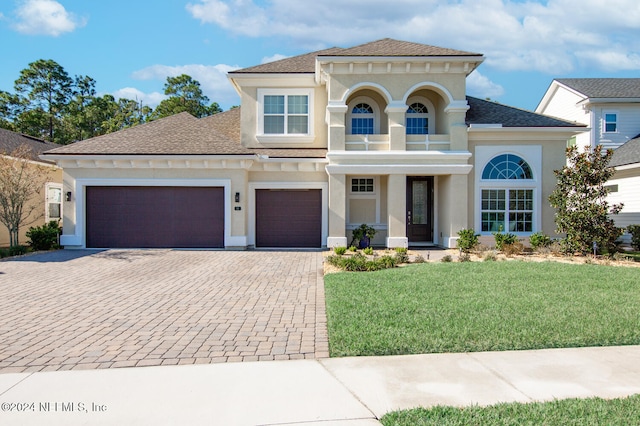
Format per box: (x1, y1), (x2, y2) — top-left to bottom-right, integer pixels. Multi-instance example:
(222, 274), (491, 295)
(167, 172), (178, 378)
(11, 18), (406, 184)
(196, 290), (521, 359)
(602, 110), (618, 134)
(45, 182), (63, 223)
(257, 88), (314, 143)
(480, 188), (535, 233)
(346, 176), (381, 226)
(406, 96), (435, 134)
(475, 146), (541, 236)
(347, 96), (380, 135)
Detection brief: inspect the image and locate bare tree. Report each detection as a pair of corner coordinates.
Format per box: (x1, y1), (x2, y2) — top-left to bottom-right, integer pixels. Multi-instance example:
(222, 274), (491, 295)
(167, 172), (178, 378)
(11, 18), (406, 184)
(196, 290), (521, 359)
(0, 144), (51, 247)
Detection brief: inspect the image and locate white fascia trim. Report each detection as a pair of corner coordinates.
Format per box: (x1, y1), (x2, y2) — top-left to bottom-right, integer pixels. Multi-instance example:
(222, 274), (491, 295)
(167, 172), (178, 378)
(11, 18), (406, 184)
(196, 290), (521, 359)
(247, 181), (329, 247)
(579, 98), (640, 106)
(326, 164), (473, 175)
(256, 156), (328, 164)
(615, 162), (640, 171)
(317, 55), (484, 64)
(42, 154), (256, 162)
(327, 150), (472, 162)
(467, 127), (585, 134)
(65, 178), (233, 249)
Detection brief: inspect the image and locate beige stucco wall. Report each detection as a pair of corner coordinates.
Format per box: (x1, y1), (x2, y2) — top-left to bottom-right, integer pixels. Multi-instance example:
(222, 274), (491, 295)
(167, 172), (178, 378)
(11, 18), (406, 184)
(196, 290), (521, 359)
(0, 164), (62, 248)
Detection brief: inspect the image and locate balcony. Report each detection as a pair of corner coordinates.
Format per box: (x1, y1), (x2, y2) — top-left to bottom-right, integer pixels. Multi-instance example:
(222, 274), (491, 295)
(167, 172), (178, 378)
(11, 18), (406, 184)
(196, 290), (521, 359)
(344, 134), (451, 151)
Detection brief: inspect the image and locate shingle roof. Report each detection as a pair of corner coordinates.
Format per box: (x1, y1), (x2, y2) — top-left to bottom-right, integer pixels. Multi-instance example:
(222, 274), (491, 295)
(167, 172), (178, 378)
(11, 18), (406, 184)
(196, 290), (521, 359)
(325, 38), (481, 58)
(44, 112), (252, 156)
(610, 134), (640, 167)
(555, 78), (640, 98)
(466, 96), (585, 128)
(230, 39), (481, 74)
(0, 128), (60, 163)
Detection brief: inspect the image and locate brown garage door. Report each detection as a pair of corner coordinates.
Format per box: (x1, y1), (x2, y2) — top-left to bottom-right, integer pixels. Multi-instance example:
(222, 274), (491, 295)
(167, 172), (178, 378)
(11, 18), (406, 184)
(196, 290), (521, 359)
(86, 186), (224, 248)
(256, 189), (321, 248)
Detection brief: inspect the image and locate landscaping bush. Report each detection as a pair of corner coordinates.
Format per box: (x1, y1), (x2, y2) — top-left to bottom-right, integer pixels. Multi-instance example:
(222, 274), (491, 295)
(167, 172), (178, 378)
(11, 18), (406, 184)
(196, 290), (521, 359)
(458, 253), (471, 262)
(9, 245), (27, 256)
(628, 225), (640, 250)
(413, 254), (425, 263)
(326, 252), (396, 272)
(26, 220), (61, 251)
(394, 248), (409, 264)
(363, 247), (374, 255)
(529, 232), (552, 250)
(457, 228), (479, 253)
(441, 254), (452, 263)
(333, 246), (347, 255)
(483, 251), (497, 262)
(0, 248), (9, 258)
(348, 246), (357, 252)
(493, 228), (518, 251)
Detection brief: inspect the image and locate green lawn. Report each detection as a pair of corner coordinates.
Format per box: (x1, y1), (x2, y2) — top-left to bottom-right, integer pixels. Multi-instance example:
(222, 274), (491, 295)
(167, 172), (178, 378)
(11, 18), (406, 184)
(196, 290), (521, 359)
(380, 394), (640, 426)
(324, 261), (640, 357)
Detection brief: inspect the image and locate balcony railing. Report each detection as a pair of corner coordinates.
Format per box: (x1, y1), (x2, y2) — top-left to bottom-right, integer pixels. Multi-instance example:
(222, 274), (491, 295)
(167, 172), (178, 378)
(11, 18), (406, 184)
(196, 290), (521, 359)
(344, 134), (451, 151)
(345, 134), (390, 151)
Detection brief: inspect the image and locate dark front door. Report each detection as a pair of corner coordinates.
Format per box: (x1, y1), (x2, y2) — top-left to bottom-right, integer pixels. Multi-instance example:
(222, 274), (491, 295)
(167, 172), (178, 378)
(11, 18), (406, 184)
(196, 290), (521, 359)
(407, 177), (434, 243)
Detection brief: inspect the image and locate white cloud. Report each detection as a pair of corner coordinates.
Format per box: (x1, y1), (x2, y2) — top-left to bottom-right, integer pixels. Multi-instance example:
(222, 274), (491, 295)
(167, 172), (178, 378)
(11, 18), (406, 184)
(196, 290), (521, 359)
(12, 0), (85, 36)
(185, 0), (640, 74)
(466, 71), (504, 100)
(130, 63), (241, 107)
(261, 54), (288, 64)
(111, 88), (166, 108)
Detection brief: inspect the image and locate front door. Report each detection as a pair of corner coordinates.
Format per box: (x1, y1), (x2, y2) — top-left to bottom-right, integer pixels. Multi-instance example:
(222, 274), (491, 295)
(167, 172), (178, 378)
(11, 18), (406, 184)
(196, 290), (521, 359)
(407, 177), (433, 243)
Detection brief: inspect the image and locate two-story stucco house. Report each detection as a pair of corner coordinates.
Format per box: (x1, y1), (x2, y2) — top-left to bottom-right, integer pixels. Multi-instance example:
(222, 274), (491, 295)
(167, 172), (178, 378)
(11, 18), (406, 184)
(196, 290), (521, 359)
(537, 78), (640, 235)
(42, 39), (583, 250)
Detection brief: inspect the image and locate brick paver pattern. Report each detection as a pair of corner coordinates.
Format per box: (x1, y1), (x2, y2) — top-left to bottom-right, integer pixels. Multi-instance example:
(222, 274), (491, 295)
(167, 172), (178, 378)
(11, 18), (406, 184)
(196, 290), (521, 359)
(0, 250), (328, 373)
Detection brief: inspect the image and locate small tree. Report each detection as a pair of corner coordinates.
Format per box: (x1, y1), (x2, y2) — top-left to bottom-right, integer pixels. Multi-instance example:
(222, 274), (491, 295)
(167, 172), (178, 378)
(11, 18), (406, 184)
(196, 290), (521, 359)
(549, 145), (623, 254)
(0, 144), (51, 247)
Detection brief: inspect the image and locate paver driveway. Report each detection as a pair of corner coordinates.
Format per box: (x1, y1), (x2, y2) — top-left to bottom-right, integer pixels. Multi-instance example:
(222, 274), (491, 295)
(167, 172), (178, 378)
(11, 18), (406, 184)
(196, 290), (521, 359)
(0, 249), (328, 373)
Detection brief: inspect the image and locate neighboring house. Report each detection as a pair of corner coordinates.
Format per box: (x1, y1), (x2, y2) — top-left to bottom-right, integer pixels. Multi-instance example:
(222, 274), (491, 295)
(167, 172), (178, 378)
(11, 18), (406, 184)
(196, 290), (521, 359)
(42, 39), (583, 250)
(0, 128), (63, 247)
(536, 78), (640, 240)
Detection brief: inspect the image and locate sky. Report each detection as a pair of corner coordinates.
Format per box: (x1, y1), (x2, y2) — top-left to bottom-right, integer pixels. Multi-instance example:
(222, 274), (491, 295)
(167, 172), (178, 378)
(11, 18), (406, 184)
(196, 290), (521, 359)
(0, 0), (639, 112)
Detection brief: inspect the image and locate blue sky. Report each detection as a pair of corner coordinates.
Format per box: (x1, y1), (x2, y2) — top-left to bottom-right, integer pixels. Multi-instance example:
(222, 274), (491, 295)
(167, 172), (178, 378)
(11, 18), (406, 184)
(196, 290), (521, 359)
(1, 0), (639, 112)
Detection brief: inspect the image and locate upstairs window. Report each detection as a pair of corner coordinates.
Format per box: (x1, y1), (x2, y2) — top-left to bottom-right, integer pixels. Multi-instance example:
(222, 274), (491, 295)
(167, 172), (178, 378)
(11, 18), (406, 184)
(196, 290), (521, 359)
(257, 89), (314, 141)
(351, 103), (374, 135)
(406, 102), (429, 135)
(604, 112), (617, 133)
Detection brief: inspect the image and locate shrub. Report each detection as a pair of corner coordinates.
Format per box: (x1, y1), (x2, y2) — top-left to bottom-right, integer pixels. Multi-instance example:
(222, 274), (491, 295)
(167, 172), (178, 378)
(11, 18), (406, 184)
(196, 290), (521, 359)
(502, 242), (525, 257)
(395, 249), (409, 263)
(493, 228), (518, 251)
(326, 252), (396, 272)
(351, 223), (377, 249)
(348, 246), (357, 252)
(0, 248), (9, 258)
(458, 253), (471, 262)
(363, 247), (374, 255)
(457, 228), (479, 253)
(628, 225), (640, 251)
(333, 246), (347, 255)
(413, 254), (425, 263)
(9, 245), (27, 256)
(529, 232), (552, 250)
(394, 247), (408, 254)
(483, 251), (497, 262)
(441, 254), (453, 263)
(26, 220), (61, 251)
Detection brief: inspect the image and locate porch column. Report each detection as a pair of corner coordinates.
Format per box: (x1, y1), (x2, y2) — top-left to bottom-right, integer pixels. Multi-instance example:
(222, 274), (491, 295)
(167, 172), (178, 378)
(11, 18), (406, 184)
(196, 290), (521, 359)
(386, 102), (407, 151)
(442, 174), (468, 248)
(327, 172), (347, 248)
(445, 100), (470, 151)
(326, 103), (348, 151)
(387, 174), (408, 248)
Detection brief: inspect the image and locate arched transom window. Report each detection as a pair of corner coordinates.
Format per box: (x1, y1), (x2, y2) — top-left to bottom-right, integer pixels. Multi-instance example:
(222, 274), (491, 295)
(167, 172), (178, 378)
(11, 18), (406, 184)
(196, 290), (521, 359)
(482, 154), (533, 180)
(481, 154), (534, 233)
(406, 102), (429, 135)
(351, 103), (374, 135)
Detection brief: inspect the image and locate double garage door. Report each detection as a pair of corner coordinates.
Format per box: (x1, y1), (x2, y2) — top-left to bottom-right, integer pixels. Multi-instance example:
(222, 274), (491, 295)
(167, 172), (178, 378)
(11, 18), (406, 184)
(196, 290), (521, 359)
(86, 186), (321, 249)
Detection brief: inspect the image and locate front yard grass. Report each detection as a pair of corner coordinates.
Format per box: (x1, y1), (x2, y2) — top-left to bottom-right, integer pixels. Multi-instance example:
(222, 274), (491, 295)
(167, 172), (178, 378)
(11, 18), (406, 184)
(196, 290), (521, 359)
(380, 394), (640, 426)
(324, 261), (640, 357)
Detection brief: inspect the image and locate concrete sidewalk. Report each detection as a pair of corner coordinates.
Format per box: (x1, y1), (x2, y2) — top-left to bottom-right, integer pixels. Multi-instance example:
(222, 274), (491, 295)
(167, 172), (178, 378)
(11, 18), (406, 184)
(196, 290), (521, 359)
(1, 345), (640, 425)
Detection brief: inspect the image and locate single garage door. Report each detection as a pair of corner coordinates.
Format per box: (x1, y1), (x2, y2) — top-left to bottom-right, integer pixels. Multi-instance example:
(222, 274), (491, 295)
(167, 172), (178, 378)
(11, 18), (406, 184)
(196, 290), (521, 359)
(86, 186), (224, 248)
(256, 189), (321, 248)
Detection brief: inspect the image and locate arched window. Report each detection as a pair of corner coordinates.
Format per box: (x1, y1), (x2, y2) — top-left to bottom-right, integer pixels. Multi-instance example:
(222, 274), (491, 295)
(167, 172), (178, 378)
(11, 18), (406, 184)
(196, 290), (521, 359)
(482, 154), (533, 180)
(350, 103), (374, 135)
(480, 154), (534, 233)
(406, 102), (429, 135)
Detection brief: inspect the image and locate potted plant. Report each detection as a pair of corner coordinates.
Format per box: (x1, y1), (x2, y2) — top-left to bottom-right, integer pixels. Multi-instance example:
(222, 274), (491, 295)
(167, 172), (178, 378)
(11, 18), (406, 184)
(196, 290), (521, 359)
(351, 223), (377, 249)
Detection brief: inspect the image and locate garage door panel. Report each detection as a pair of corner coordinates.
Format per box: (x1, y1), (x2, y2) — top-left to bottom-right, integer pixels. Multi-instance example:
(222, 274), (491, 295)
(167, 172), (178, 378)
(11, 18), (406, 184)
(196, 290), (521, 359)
(256, 189), (321, 248)
(86, 186), (224, 248)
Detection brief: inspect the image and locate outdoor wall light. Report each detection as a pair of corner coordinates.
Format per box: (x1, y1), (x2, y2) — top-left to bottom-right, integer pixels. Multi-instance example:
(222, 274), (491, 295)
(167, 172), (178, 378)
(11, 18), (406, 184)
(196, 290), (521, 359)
(65, 191), (72, 201)
(235, 192), (240, 203)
